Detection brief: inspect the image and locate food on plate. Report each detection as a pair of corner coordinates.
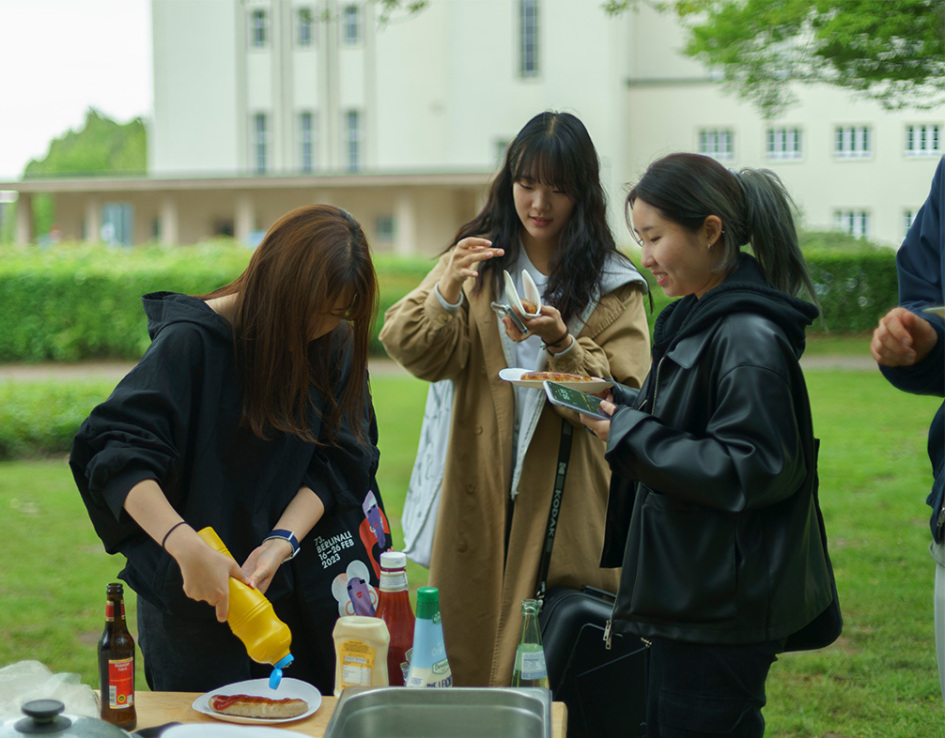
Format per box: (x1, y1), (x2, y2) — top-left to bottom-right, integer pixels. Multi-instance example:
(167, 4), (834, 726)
(520, 370), (593, 383)
(209, 693), (308, 719)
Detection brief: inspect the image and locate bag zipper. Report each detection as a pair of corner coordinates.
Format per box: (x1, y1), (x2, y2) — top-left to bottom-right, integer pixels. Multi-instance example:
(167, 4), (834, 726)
(603, 356), (668, 651)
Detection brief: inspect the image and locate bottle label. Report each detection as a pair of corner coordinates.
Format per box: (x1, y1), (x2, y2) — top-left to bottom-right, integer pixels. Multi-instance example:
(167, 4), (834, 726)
(517, 650), (548, 680)
(105, 601), (125, 622)
(405, 658), (452, 688)
(379, 570), (408, 591)
(107, 658), (135, 708)
(338, 639), (377, 689)
(399, 647), (412, 684)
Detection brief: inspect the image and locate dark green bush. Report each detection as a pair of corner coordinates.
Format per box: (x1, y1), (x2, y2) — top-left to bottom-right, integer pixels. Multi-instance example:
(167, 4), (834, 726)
(0, 234), (896, 363)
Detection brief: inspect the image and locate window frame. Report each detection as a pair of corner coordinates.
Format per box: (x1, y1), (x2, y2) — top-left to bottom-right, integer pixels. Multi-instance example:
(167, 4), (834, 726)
(253, 112), (268, 174)
(250, 7), (268, 48)
(905, 124), (942, 157)
(296, 6), (315, 47)
(342, 4), (361, 45)
(698, 128), (734, 161)
(344, 109), (362, 172)
(833, 209), (871, 239)
(519, 0), (539, 78)
(766, 127), (802, 161)
(298, 111), (317, 173)
(834, 125), (872, 159)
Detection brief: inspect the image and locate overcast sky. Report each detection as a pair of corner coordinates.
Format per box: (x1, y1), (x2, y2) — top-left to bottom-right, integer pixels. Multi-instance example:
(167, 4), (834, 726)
(0, 0), (152, 180)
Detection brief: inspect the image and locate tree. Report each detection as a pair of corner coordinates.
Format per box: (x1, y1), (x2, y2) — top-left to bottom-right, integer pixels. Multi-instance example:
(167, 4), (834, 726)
(23, 108), (147, 237)
(604, 0), (945, 116)
(24, 107), (146, 179)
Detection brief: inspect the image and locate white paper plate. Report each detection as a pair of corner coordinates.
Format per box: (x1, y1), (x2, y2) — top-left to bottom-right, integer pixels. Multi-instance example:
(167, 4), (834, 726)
(499, 367), (613, 394)
(923, 306), (945, 318)
(192, 677), (321, 725)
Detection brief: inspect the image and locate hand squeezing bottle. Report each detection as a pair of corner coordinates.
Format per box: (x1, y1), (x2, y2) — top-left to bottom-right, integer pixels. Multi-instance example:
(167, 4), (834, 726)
(198, 526), (294, 688)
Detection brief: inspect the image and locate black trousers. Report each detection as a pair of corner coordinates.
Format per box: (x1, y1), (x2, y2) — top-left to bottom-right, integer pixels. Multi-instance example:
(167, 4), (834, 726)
(645, 637), (783, 737)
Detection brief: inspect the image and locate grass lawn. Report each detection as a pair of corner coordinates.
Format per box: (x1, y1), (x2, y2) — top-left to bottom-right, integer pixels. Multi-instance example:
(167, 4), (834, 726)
(0, 367), (942, 736)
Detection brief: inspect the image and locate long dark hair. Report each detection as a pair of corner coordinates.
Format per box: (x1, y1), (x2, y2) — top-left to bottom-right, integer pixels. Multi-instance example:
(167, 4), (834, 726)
(450, 111), (628, 323)
(626, 152), (816, 300)
(201, 205), (378, 443)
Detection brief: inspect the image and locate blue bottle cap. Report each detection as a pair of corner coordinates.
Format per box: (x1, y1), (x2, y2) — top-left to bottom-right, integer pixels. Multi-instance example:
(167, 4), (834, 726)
(269, 653), (294, 690)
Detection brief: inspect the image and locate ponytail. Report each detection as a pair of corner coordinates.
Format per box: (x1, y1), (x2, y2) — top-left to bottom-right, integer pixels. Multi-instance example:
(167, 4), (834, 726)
(735, 168), (817, 301)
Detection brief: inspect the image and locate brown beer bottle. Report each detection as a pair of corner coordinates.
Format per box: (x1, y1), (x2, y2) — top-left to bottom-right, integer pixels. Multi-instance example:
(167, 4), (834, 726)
(98, 582), (137, 730)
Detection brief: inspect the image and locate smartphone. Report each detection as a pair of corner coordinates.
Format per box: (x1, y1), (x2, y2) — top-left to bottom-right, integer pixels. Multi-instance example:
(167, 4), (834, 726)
(490, 301), (529, 334)
(543, 380), (609, 420)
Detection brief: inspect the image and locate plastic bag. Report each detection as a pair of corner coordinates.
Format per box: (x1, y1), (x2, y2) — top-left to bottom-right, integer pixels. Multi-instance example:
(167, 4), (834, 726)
(0, 660), (98, 719)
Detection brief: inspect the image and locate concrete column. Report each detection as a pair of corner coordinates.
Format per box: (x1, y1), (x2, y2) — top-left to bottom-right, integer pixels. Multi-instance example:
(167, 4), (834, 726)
(235, 194), (255, 245)
(394, 190), (417, 257)
(160, 196), (179, 246)
(14, 192), (32, 245)
(85, 198), (101, 243)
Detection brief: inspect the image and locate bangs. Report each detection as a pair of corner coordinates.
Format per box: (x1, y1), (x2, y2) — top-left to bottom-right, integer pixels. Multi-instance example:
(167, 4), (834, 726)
(510, 139), (581, 197)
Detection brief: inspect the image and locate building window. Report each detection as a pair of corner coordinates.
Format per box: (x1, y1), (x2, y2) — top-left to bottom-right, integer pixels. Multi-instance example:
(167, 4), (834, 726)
(520, 0), (539, 77)
(298, 111), (317, 172)
(342, 5), (361, 45)
(699, 129), (733, 161)
(834, 126), (871, 159)
(766, 127), (802, 161)
(906, 124), (941, 157)
(376, 215), (395, 242)
(345, 110), (362, 171)
(297, 7), (315, 46)
(834, 210), (870, 239)
(250, 8), (268, 48)
(253, 112), (268, 173)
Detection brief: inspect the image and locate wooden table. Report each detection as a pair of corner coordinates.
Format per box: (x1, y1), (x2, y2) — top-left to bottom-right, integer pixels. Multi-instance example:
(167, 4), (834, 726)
(135, 691), (567, 737)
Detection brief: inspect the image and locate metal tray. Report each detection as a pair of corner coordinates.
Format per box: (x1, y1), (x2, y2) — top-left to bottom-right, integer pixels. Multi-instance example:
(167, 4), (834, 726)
(323, 686), (552, 738)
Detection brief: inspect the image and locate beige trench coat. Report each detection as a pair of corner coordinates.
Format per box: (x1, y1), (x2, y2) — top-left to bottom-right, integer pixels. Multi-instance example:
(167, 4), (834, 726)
(379, 252), (651, 686)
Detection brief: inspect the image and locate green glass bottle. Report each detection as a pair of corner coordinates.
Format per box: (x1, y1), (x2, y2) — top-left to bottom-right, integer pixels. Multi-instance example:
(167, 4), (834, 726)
(511, 599), (550, 688)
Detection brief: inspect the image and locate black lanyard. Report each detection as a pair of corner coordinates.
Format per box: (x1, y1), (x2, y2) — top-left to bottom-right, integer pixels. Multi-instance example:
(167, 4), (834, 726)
(535, 419), (573, 601)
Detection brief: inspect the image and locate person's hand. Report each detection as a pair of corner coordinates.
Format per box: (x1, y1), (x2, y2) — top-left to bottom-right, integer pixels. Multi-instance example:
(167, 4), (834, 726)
(504, 304), (570, 352)
(870, 306), (938, 367)
(581, 398), (616, 443)
(241, 539), (292, 595)
(438, 238), (504, 304)
(167, 531), (247, 622)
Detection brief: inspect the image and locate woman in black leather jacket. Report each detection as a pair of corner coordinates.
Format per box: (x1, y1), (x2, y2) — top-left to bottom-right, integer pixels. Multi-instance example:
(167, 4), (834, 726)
(583, 153), (839, 737)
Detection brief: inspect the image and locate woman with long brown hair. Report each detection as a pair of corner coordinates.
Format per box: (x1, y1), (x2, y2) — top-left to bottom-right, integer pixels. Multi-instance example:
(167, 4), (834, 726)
(381, 111), (651, 686)
(72, 204), (389, 694)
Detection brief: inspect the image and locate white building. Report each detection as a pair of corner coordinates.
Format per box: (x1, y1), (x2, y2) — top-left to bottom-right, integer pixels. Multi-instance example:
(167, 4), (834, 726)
(4, 0), (942, 250)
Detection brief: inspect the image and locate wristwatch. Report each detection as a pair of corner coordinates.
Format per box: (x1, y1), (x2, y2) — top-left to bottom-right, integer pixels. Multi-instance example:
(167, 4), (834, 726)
(263, 529), (301, 562)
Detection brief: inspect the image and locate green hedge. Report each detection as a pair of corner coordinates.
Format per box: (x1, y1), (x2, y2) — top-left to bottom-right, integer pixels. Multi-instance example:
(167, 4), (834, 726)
(0, 232), (897, 363)
(0, 242), (434, 362)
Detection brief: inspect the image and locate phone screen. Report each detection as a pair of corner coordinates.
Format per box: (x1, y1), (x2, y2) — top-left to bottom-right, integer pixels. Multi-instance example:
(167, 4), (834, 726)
(543, 380), (608, 419)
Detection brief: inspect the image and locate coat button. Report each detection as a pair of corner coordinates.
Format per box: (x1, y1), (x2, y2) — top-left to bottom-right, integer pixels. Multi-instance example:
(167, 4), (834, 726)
(474, 425), (483, 435)
(458, 540), (468, 552)
(466, 484), (475, 495)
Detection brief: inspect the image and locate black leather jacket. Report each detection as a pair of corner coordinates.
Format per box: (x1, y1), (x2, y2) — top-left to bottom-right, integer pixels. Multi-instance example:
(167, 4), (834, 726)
(601, 255), (834, 645)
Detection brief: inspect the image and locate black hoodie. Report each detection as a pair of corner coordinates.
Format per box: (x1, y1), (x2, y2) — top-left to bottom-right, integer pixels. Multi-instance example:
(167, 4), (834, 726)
(71, 292), (388, 691)
(600, 254), (834, 646)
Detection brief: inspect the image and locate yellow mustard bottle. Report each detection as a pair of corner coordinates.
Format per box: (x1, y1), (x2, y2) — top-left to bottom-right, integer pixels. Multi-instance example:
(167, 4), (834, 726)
(332, 615), (390, 696)
(198, 526), (294, 688)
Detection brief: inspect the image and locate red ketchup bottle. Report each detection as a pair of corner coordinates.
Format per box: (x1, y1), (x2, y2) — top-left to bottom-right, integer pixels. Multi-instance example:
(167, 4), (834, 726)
(374, 551), (416, 686)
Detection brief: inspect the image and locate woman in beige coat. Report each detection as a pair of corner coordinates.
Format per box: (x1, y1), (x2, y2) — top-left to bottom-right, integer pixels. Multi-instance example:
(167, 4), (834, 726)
(380, 112), (651, 686)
